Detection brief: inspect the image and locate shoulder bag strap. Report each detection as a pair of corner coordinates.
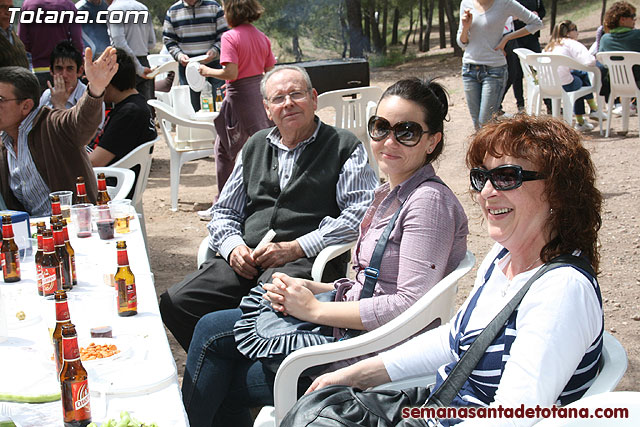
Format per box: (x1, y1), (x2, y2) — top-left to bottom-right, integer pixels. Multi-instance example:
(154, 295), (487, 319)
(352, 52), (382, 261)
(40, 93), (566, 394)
(425, 254), (595, 408)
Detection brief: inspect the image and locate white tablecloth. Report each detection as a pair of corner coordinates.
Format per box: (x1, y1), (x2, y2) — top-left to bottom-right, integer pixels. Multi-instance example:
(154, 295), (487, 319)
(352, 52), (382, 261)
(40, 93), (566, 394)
(0, 216), (189, 427)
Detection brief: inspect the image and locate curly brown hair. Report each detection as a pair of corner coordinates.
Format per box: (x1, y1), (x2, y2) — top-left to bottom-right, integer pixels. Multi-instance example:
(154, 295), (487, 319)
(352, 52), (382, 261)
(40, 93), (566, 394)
(604, 1), (636, 32)
(466, 115), (602, 272)
(223, 0), (264, 28)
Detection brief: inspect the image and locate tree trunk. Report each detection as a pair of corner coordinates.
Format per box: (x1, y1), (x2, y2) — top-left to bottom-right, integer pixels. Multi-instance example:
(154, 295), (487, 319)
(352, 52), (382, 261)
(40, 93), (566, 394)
(438, 0), (446, 48)
(419, 0), (424, 52)
(339, 0), (349, 58)
(424, 0), (435, 52)
(363, 4), (371, 52)
(292, 32), (303, 62)
(346, 0), (365, 58)
(550, 0), (558, 35)
(444, 0), (462, 56)
(403, 8), (414, 54)
(369, 0), (384, 52)
(600, 0), (607, 24)
(382, 0), (388, 51)
(391, 7), (399, 44)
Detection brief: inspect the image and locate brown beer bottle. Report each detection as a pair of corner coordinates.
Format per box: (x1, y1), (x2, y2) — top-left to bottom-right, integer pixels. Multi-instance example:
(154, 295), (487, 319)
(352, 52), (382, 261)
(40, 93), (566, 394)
(52, 290), (72, 374)
(53, 222), (72, 290)
(41, 229), (63, 296)
(51, 194), (62, 216)
(35, 222), (46, 295)
(96, 173), (111, 205)
(59, 323), (91, 427)
(1, 215), (20, 283)
(114, 241), (137, 317)
(62, 219), (77, 286)
(75, 177), (89, 205)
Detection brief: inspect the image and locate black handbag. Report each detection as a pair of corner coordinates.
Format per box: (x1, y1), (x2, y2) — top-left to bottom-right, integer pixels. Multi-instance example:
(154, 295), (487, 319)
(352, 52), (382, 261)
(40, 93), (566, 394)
(280, 255), (595, 427)
(233, 203), (406, 373)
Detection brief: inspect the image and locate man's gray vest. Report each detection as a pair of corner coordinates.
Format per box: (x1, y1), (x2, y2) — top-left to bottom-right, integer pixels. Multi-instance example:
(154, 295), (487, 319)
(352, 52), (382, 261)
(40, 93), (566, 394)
(242, 122), (360, 248)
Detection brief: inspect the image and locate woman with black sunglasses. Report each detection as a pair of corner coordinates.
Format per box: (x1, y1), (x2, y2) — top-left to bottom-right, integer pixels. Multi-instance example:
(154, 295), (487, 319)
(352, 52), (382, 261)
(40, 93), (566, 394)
(180, 78), (469, 426)
(287, 115), (603, 426)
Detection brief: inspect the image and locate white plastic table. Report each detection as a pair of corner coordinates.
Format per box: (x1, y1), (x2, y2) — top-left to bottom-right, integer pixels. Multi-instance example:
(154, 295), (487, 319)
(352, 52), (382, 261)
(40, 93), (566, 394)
(0, 215), (189, 427)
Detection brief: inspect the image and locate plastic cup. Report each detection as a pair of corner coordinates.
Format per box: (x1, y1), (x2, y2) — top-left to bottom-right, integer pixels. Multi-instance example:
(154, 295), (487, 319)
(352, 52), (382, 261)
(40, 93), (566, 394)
(50, 190), (73, 223)
(71, 203), (94, 238)
(93, 205), (115, 240)
(108, 200), (132, 234)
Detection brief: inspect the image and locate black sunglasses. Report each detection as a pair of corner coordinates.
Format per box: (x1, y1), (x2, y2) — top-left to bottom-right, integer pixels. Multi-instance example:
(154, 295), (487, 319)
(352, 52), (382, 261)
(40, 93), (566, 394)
(470, 164), (545, 192)
(367, 116), (430, 146)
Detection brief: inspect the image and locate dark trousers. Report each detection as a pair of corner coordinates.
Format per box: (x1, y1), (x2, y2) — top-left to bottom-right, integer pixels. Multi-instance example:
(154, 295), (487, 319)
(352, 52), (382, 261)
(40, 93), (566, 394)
(159, 250), (348, 351)
(135, 56), (154, 102)
(502, 36), (541, 110)
(177, 59), (225, 112)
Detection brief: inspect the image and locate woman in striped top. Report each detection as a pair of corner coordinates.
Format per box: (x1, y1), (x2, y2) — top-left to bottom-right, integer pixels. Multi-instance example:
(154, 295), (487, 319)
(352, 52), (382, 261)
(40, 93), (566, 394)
(302, 115), (604, 426)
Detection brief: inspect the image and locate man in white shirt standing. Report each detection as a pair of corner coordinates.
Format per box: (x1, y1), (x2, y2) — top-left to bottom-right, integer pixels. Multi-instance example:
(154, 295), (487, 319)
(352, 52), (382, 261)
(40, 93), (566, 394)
(107, 0), (155, 101)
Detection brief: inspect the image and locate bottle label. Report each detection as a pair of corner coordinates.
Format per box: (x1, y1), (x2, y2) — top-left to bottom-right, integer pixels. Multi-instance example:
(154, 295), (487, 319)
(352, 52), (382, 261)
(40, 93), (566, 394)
(51, 201), (61, 215)
(2, 252), (19, 277)
(36, 264), (43, 292)
(55, 300), (70, 322)
(97, 178), (107, 191)
(116, 249), (129, 266)
(2, 224), (13, 238)
(42, 267), (58, 295)
(70, 254), (76, 282)
(62, 335), (80, 360)
(126, 283), (137, 309)
(76, 182), (87, 196)
(71, 380), (90, 411)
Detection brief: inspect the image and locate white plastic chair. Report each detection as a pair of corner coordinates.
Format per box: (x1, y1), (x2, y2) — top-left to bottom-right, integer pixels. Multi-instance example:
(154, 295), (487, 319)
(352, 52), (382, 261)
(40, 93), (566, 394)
(262, 250), (475, 426)
(595, 51), (640, 137)
(93, 167), (135, 201)
(316, 86), (383, 180)
(526, 53), (604, 133)
(513, 48), (540, 115)
(196, 236), (355, 283)
(148, 99), (216, 211)
(110, 138), (157, 237)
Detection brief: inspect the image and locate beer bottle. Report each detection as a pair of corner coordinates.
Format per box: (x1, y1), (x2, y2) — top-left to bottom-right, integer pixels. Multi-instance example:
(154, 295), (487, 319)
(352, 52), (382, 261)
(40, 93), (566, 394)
(61, 219), (77, 287)
(114, 241), (137, 317)
(75, 177), (89, 205)
(59, 323), (91, 427)
(53, 222), (72, 290)
(35, 222), (46, 296)
(1, 215), (20, 283)
(52, 290), (72, 374)
(41, 229), (63, 296)
(51, 194), (62, 216)
(96, 173), (111, 205)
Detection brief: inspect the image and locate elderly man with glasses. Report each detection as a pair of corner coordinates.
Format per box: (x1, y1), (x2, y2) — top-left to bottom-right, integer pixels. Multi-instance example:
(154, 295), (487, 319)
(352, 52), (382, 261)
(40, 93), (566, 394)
(0, 47), (118, 216)
(160, 65), (379, 352)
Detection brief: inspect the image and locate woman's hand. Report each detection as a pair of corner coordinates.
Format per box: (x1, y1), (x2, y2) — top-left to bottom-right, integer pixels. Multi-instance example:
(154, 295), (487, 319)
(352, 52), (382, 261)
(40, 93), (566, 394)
(461, 8), (473, 29)
(495, 36), (509, 56)
(306, 357), (390, 394)
(262, 274), (318, 320)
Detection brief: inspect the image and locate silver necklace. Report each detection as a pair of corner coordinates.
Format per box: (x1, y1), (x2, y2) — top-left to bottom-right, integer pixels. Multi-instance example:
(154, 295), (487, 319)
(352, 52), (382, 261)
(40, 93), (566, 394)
(502, 257), (541, 297)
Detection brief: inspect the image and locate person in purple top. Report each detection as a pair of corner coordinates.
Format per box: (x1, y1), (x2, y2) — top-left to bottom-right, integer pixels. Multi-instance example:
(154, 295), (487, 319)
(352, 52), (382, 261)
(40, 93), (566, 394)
(180, 78), (469, 427)
(18, 0), (83, 94)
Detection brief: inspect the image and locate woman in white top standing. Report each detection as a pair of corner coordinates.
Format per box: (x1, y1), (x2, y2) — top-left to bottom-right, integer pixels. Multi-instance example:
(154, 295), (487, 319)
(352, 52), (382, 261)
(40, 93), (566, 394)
(457, 0), (543, 130)
(544, 20), (606, 132)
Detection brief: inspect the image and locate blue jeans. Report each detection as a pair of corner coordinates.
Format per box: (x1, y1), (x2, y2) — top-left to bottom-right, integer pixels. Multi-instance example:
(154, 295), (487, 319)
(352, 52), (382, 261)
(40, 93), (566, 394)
(562, 70), (593, 115)
(462, 63), (508, 130)
(182, 308), (275, 427)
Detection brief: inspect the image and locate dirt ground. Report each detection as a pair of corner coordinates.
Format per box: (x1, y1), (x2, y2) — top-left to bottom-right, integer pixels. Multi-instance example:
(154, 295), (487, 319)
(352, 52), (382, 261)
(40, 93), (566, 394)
(144, 12), (639, 397)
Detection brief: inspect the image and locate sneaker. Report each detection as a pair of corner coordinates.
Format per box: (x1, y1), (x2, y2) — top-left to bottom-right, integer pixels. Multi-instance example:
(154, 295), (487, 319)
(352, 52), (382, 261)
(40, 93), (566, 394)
(588, 110), (607, 121)
(612, 104), (623, 116)
(517, 105), (526, 113)
(611, 103), (637, 117)
(574, 121), (594, 132)
(197, 209), (212, 221)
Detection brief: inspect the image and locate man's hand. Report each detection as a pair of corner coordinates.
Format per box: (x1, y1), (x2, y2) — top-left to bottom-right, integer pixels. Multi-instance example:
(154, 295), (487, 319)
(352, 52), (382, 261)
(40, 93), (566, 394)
(253, 240), (305, 269)
(84, 47), (118, 97)
(142, 67), (153, 79)
(178, 53), (190, 67)
(204, 48), (218, 63)
(229, 245), (259, 279)
(47, 74), (73, 109)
